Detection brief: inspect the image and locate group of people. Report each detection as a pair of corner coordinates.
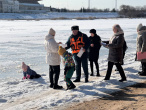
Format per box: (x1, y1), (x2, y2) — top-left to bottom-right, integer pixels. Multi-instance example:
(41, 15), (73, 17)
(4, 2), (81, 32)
(22, 23), (146, 90)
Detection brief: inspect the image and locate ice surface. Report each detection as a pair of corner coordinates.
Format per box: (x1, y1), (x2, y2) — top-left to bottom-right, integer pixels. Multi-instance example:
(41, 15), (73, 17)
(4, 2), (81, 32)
(0, 18), (146, 110)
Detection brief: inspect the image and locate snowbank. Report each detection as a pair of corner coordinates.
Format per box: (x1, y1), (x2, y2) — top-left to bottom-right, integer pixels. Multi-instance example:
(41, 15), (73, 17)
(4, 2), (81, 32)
(0, 12), (118, 20)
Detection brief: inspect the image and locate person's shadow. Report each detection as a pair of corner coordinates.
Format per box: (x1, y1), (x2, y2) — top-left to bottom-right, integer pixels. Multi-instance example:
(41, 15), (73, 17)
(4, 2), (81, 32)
(124, 67), (139, 73)
(32, 77), (48, 85)
(0, 99), (7, 103)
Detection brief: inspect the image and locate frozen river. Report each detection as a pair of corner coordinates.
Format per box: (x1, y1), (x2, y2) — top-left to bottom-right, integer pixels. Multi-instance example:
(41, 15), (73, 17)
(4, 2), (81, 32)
(0, 19), (140, 79)
(0, 19), (146, 110)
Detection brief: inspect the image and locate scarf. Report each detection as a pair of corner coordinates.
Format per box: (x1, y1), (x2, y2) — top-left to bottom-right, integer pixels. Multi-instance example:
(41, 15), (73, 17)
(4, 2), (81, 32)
(109, 30), (124, 44)
(137, 30), (146, 35)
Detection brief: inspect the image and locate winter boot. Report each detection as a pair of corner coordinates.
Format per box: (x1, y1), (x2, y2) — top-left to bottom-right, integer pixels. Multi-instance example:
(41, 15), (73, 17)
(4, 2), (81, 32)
(96, 72), (100, 77)
(90, 73), (94, 76)
(50, 84), (54, 88)
(73, 79), (80, 82)
(85, 78), (89, 83)
(66, 84), (70, 90)
(119, 79), (127, 82)
(68, 83), (76, 89)
(138, 72), (146, 76)
(53, 85), (63, 89)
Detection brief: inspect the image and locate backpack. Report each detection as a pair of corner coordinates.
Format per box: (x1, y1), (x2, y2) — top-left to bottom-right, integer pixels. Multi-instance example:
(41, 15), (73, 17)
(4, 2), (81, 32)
(123, 40), (128, 53)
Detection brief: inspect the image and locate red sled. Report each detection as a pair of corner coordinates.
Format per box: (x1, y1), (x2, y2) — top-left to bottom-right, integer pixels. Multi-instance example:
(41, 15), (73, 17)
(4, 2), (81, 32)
(137, 52), (146, 60)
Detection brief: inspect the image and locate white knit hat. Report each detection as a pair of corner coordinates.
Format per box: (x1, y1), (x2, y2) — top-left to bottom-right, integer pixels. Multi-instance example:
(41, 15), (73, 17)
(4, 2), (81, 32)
(49, 28), (55, 36)
(137, 23), (143, 31)
(22, 62), (28, 72)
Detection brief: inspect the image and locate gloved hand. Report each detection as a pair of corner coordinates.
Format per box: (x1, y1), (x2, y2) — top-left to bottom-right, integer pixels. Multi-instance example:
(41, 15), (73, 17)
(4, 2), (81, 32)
(22, 77), (26, 80)
(26, 75), (30, 79)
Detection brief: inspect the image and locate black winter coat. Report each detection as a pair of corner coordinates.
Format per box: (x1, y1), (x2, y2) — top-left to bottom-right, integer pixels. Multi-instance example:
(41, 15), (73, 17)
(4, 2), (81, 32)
(89, 34), (101, 61)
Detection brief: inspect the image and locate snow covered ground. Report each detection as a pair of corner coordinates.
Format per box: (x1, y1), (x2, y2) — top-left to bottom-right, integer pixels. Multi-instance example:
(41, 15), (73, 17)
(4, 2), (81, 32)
(0, 12), (118, 20)
(0, 19), (146, 110)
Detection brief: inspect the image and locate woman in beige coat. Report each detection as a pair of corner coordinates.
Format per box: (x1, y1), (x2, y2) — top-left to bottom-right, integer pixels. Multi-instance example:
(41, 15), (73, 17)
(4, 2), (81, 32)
(102, 24), (127, 82)
(136, 24), (146, 76)
(44, 28), (63, 89)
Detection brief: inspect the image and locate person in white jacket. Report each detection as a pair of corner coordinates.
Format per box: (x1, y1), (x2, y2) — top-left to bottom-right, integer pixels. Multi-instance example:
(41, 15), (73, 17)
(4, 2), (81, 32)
(44, 28), (63, 89)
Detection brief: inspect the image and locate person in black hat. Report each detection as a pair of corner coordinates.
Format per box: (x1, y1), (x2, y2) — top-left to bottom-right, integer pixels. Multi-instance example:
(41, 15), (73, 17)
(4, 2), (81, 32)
(65, 25), (90, 83)
(89, 29), (101, 76)
(71, 26), (79, 30)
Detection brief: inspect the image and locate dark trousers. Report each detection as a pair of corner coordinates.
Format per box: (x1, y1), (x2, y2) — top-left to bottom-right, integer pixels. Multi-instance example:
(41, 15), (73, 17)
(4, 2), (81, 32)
(73, 53), (89, 80)
(30, 70), (41, 79)
(30, 73), (41, 79)
(141, 62), (146, 74)
(90, 60), (99, 75)
(49, 65), (60, 86)
(105, 61), (126, 80)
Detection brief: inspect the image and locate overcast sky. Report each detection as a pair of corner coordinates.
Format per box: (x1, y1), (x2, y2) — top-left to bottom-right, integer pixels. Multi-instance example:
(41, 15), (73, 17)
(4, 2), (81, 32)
(39, 0), (146, 10)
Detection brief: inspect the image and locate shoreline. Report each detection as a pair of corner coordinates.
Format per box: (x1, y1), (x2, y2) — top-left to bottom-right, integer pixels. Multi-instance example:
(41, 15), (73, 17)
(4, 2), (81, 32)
(0, 17), (145, 21)
(60, 81), (146, 110)
(0, 17), (120, 20)
(0, 12), (119, 20)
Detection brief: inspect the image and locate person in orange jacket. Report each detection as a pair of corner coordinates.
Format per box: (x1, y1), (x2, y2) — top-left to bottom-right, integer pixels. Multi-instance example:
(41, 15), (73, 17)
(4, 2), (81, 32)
(65, 26), (90, 83)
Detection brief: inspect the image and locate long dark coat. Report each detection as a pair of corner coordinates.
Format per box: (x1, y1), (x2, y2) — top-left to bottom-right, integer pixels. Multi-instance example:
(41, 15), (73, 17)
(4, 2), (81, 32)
(88, 34), (101, 61)
(108, 34), (124, 64)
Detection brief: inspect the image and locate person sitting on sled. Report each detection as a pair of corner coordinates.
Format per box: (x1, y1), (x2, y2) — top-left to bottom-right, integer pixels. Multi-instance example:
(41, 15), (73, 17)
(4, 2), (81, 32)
(22, 62), (41, 79)
(58, 46), (76, 90)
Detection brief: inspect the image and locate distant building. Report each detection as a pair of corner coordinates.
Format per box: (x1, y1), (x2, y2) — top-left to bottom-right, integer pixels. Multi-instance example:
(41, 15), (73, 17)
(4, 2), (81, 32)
(17, 0), (40, 4)
(19, 3), (45, 13)
(17, 0), (45, 13)
(0, 0), (50, 13)
(43, 7), (50, 12)
(0, 0), (19, 13)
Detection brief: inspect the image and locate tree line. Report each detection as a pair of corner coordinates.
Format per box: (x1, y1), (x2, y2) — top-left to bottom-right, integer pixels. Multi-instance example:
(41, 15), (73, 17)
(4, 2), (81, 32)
(50, 5), (146, 18)
(119, 5), (146, 17)
(50, 6), (116, 13)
